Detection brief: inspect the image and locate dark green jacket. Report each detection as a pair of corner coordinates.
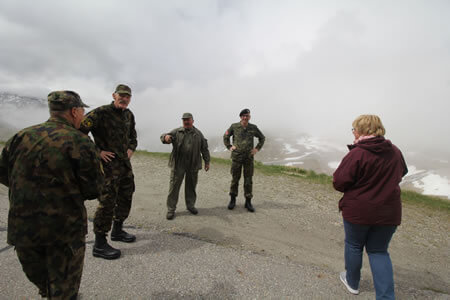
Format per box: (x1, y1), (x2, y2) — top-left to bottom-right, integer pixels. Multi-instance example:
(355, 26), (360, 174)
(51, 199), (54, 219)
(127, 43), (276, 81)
(0, 117), (104, 246)
(80, 102), (137, 160)
(160, 127), (210, 170)
(223, 122), (265, 160)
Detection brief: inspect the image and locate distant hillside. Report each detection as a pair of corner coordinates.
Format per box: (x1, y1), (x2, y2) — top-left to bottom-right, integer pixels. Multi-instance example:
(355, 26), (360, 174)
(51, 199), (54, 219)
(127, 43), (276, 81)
(0, 92), (48, 141)
(0, 92), (46, 108)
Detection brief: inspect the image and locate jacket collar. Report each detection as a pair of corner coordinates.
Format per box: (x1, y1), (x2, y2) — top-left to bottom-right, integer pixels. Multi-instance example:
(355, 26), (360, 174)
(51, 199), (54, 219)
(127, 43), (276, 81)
(48, 116), (75, 129)
(109, 101), (128, 112)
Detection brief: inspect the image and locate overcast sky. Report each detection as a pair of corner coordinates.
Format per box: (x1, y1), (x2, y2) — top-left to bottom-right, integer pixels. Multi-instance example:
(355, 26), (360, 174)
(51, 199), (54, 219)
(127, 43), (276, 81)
(0, 0), (449, 154)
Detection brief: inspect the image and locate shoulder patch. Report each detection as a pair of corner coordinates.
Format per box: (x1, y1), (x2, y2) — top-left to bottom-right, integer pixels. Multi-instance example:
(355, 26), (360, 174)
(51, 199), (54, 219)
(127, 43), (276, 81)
(83, 119), (93, 128)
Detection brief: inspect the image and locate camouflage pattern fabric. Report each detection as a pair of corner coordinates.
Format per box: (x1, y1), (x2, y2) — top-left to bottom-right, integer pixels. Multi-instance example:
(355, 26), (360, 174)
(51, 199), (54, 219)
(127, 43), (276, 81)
(80, 102), (137, 234)
(80, 102), (137, 160)
(16, 236), (85, 300)
(0, 117), (104, 246)
(223, 122), (265, 199)
(94, 159), (135, 233)
(230, 157), (254, 199)
(0, 116), (103, 299)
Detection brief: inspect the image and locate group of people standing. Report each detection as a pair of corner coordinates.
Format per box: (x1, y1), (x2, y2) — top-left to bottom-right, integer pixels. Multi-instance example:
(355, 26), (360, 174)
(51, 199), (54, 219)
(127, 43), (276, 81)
(0, 84), (407, 300)
(160, 108), (265, 220)
(0, 84), (266, 299)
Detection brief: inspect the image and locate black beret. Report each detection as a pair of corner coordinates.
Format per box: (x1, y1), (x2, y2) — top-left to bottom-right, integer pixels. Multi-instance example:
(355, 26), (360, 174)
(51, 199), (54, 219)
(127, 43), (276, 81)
(239, 108), (250, 116)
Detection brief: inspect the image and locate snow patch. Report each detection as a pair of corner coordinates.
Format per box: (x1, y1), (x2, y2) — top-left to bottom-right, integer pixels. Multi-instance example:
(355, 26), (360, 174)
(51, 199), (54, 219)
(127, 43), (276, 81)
(284, 152), (314, 161)
(412, 173), (450, 199)
(283, 143), (299, 154)
(296, 137), (345, 153)
(285, 162), (304, 166)
(405, 165), (426, 177)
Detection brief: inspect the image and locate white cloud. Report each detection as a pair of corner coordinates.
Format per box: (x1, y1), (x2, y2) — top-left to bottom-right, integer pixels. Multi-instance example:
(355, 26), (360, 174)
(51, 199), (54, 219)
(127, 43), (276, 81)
(0, 0), (449, 154)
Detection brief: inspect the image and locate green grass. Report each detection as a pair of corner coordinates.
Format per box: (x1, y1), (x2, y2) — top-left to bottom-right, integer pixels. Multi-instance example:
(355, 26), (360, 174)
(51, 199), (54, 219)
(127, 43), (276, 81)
(401, 190), (450, 213)
(137, 151), (170, 159)
(253, 162), (333, 185)
(136, 150), (449, 213)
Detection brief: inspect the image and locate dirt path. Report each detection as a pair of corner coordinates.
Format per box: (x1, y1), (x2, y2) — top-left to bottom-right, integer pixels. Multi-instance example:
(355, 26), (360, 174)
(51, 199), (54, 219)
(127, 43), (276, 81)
(80, 152), (450, 298)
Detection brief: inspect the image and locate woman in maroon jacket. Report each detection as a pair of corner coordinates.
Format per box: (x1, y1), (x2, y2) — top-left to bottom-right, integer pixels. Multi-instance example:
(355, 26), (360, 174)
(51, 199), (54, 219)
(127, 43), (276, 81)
(333, 115), (407, 300)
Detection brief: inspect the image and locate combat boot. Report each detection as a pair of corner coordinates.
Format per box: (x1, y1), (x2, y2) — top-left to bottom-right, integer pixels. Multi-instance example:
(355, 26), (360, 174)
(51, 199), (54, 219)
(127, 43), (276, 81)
(245, 198), (255, 212)
(228, 195), (236, 210)
(166, 211), (175, 220)
(111, 220), (136, 243)
(93, 233), (121, 259)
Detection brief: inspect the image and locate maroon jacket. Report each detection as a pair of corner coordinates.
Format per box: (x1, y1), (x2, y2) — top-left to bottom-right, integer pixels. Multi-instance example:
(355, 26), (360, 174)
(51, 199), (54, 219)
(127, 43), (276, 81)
(333, 137), (408, 225)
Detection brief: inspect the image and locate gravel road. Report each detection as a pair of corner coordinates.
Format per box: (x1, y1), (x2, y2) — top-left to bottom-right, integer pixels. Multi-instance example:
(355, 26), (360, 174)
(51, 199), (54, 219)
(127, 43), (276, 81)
(0, 152), (449, 299)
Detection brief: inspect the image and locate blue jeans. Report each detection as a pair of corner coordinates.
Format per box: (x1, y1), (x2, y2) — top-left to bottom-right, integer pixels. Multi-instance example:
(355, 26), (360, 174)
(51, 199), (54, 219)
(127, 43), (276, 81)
(343, 219), (397, 300)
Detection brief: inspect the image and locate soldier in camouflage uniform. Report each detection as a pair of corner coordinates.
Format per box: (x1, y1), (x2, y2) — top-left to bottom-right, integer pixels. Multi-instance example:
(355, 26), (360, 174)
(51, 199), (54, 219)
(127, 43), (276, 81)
(161, 113), (210, 220)
(223, 109), (265, 212)
(0, 91), (104, 299)
(80, 84), (137, 260)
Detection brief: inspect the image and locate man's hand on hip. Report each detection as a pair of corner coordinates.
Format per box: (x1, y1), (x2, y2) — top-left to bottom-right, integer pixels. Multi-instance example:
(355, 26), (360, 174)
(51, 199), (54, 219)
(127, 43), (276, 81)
(100, 151), (115, 162)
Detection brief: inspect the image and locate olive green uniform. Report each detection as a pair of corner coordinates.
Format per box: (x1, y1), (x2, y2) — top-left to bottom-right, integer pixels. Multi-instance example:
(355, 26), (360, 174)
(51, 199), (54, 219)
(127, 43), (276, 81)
(0, 116), (104, 299)
(80, 102), (137, 234)
(161, 127), (210, 212)
(223, 122), (265, 199)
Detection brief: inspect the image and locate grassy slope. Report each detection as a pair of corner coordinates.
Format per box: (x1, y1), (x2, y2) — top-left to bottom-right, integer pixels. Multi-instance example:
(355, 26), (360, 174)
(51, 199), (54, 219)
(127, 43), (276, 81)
(138, 150), (450, 213)
(0, 144), (447, 213)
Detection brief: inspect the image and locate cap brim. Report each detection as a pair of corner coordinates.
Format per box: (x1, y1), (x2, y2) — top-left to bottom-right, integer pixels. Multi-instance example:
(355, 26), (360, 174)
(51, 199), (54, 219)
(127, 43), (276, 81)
(116, 91), (132, 95)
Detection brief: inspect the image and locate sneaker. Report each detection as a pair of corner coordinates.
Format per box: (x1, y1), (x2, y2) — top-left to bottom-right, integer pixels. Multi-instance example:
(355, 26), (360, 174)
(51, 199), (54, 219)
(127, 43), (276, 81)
(340, 271), (359, 295)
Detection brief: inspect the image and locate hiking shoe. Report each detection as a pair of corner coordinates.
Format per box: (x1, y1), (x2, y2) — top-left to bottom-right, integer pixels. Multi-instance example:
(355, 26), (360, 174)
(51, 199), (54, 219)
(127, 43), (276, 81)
(228, 195), (236, 210)
(93, 233), (121, 260)
(166, 211), (175, 220)
(340, 271), (359, 295)
(187, 207), (198, 215)
(111, 220), (136, 243)
(245, 198), (255, 212)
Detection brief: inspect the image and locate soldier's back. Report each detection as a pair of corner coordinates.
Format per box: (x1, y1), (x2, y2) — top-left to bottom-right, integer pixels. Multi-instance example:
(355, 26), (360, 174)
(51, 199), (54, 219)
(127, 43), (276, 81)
(6, 117), (100, 247)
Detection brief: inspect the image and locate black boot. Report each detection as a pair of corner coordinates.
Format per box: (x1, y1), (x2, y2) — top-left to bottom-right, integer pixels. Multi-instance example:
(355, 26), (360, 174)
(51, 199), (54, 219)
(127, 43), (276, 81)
(245, 198), (255, 212)
(111, 220), (136, 243)
(228, 195), (236, 210)
(93, 233), (121, 259)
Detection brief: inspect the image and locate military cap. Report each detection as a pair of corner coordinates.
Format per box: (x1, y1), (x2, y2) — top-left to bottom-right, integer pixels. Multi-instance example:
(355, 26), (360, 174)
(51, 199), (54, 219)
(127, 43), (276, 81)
(239, 108), (250, 116)
(48, 91), (89, 111)
(115, 84), (132, 95)
(182, 112), (193, 119)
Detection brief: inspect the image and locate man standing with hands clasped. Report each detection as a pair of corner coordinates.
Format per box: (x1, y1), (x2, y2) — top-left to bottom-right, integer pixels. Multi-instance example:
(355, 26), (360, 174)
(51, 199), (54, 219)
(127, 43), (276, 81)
(80, 84), (137, 260)
(224, 109), (265, 212)
(161, 113), (210, 220)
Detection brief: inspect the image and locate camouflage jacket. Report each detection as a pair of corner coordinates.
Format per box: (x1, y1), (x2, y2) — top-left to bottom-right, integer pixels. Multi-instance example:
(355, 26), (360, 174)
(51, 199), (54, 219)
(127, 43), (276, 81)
(0, 117), (104, 247)
(160, 127), (210, 170)
(80, 102), (137, 160)
(223, 122), (265, 160)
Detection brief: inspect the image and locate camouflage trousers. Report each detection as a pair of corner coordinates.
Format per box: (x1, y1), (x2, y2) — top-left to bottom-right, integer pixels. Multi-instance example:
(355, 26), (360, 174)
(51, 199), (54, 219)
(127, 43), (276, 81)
(230, 157), (254, 199)
(167, 166), (199, 212)
(94, 159), (135, 234)
(15, 236), (85, 300)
